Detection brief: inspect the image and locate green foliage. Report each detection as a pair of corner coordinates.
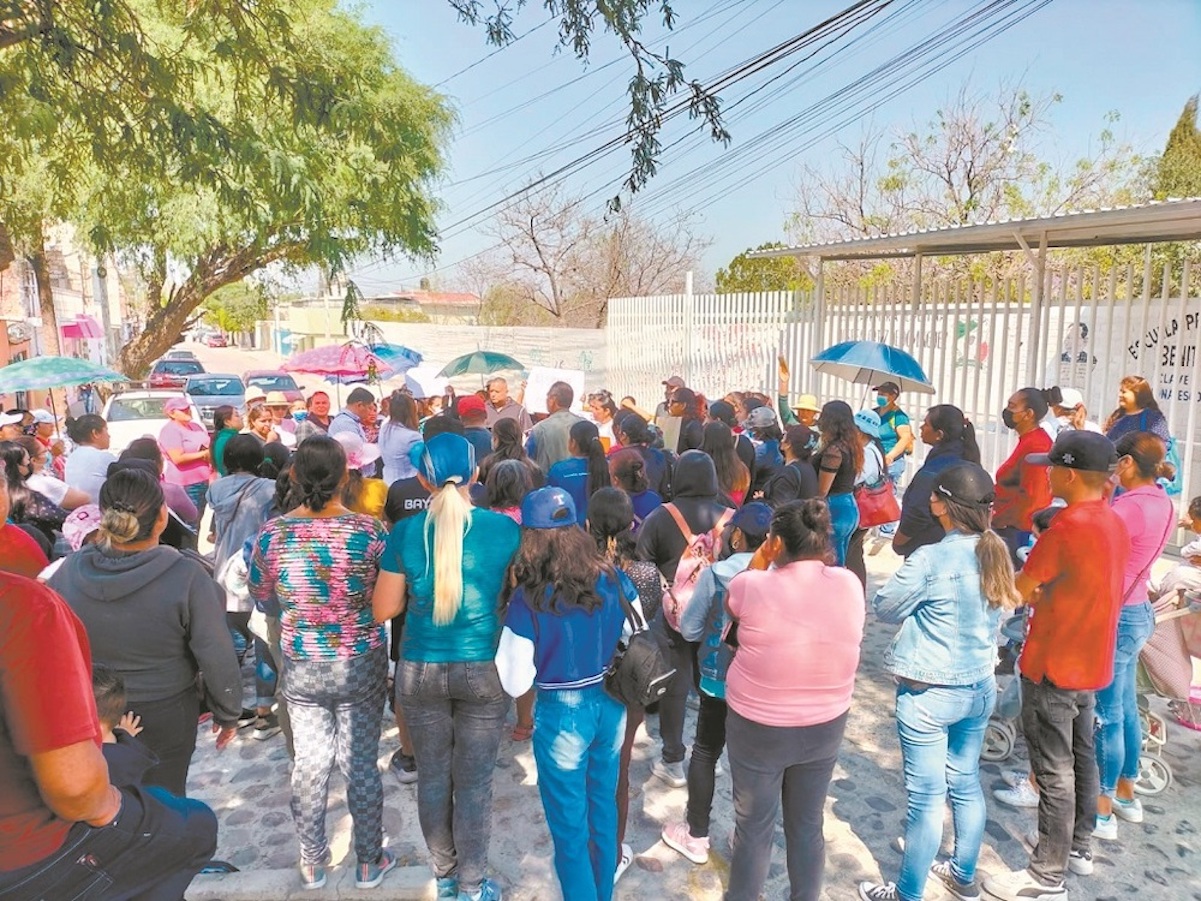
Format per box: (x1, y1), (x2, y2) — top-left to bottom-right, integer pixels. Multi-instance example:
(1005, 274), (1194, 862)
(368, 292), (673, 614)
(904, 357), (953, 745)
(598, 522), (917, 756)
(361, 305), (432, 324)
(715, 243), (813, 294)
(200, 281), (269, 335)
(1153, 95), (1201, 199)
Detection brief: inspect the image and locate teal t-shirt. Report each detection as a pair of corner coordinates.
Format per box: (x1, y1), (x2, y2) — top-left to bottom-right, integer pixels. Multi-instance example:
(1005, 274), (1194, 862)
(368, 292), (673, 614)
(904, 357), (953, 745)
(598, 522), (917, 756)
(383, 507), (521, 663)
(877, 408), (911, 457)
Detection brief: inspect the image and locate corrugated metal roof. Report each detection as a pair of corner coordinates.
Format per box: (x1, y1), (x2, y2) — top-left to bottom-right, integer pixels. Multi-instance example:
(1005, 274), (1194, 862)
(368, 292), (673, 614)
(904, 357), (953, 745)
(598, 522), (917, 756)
(750, 197), (1201, 261)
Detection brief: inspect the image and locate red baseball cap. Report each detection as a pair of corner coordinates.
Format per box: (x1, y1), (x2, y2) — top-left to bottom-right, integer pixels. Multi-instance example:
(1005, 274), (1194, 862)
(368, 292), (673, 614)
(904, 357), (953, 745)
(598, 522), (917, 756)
(458, 395), (486, 418)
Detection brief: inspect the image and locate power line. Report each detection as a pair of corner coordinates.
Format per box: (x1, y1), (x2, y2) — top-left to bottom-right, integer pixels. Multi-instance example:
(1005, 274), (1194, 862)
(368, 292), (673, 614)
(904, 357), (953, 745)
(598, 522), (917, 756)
(434, 16), (557, 87)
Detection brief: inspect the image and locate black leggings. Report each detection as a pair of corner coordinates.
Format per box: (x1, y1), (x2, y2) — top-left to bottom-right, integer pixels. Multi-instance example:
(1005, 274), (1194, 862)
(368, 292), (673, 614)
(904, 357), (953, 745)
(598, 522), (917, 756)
(132, 687), (201, 796)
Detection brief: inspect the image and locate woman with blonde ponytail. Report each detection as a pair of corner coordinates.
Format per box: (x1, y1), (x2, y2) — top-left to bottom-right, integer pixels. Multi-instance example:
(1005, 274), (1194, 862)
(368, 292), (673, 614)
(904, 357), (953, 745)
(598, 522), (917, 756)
(860, 463), (1017, 901)
(48, 468), (242, 796)
(373, 433), (521, 901)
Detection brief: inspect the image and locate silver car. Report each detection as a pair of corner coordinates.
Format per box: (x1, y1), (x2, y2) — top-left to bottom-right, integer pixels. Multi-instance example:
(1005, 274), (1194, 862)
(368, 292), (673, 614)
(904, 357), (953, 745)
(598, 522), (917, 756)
(184, 373), (246, 427)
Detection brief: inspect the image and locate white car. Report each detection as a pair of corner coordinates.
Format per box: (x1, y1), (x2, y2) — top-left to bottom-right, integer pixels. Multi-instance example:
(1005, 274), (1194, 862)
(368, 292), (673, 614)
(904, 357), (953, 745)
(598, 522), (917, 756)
(101, 390), (203, 456)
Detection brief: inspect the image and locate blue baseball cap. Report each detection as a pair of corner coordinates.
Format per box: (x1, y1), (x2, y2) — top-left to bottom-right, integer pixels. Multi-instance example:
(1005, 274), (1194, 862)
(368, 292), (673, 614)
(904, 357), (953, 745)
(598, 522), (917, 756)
(521, 487), (577, 529)
(854, 409), (881, 439)
(417, 433), (476, 486)
(731, 502), (773, 539)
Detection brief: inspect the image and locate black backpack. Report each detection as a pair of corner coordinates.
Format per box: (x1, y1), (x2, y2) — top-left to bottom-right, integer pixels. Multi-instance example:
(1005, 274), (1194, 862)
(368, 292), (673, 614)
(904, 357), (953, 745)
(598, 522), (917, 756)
(604, 576), (677, 707)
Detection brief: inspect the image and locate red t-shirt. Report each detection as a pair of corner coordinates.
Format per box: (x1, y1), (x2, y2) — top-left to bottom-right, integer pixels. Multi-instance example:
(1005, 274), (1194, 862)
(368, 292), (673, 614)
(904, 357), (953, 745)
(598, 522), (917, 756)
(0, 574), (101, 870)
(1019, 499), (1130, 690)
(993, 428), (1053, 531)
(0, 524), (50, 579)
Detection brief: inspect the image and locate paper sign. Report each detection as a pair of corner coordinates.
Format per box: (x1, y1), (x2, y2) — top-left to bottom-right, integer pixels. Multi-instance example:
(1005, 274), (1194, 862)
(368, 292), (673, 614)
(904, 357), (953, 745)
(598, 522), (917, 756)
(656, 414), (682, 454)
(524, 367), (587, 415)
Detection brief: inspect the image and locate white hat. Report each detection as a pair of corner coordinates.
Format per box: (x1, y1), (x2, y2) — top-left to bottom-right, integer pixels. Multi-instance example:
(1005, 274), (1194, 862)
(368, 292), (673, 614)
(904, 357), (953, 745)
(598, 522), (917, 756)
(1058, 388), (1084, 409)
(332, 432), (381, 470)
(1183, 537), (1201, 559)
(31, 409), (56, 425)
(0, 411), (22, 427)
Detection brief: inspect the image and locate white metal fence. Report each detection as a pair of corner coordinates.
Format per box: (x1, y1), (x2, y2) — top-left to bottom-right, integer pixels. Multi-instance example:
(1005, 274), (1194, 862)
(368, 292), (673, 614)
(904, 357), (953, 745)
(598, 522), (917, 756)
(606, 260), (1201, 532)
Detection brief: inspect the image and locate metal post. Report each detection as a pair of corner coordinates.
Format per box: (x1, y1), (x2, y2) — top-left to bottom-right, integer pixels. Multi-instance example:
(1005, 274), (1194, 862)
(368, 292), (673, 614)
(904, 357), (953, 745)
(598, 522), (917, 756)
(92, 262), (115, 366)
(811, 258), (825, 393)
(683, 270), (694, 385)
(1013, 233), (1047, 383)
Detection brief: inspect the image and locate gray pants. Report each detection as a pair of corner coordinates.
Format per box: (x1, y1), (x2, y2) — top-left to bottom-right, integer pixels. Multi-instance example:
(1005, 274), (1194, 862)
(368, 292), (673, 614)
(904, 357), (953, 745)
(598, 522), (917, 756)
(398, 659), (509, 896)
(1020, 677), (1098, 885)
(724, 709), (848, 901)
(286, 646), (387, 866)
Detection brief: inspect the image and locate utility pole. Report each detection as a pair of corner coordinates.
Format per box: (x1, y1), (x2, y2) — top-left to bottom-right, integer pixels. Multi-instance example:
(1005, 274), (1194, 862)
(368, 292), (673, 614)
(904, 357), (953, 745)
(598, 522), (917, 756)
(92, 261), (116, 366)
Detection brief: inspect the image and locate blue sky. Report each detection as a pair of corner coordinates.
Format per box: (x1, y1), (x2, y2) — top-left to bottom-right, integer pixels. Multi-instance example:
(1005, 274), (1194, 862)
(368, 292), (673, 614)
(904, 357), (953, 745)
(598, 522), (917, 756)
(347, 0), (1201, 294)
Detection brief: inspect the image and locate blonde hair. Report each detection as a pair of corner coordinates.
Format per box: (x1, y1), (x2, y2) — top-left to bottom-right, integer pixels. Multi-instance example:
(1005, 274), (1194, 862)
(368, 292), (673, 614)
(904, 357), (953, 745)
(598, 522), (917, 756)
(424, 483), (472, 626)
(940, 494), (1021, 609)
(97, 508), (142, 549)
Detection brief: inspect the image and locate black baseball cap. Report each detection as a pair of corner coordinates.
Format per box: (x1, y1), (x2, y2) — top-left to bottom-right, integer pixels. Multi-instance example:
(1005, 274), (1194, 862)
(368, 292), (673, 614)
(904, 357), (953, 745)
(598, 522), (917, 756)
(1026, 430), (1117, 473)
(933, 462), (995, 508)
(873, 381), (901, 396)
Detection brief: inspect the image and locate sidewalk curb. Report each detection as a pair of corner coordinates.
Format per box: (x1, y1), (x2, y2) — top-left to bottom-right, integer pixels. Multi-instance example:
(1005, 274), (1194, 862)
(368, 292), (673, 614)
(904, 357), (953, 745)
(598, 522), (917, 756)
(186, 865), (434, 900)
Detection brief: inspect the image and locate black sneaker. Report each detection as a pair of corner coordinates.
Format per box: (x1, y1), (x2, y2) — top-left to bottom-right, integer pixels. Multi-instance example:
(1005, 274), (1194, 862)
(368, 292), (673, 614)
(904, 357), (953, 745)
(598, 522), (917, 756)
(390, 749), (418, 784)
(236, 707), (259, 728)
(930, 860), (981, 900)
(253, 712), (281, 741)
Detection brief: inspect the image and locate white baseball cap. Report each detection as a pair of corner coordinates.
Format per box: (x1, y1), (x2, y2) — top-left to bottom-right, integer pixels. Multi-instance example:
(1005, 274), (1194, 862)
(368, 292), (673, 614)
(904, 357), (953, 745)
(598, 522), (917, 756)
(0, 411), (22, 427)
(1058, 388), (1084, 409)
(31, 409), (56, 425)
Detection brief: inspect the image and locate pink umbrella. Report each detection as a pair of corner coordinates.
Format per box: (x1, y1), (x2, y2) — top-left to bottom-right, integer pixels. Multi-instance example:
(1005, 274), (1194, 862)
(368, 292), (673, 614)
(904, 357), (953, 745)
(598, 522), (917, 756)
(282, 343), (395, 380)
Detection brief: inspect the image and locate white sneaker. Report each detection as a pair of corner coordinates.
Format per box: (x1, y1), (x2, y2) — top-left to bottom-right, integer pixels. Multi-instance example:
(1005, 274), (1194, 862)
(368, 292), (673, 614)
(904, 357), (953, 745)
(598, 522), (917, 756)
(1003, 769), (1033, 789)
(994, 780), (1040, 809)
(1067, 849), (1093, 876)
(1093, 813), (1118, 840)
(651, 759), (687, 788)
(982, 869), (1066, 901)
(1111, 796), (1144, 823)
(614, 843), (634, 884)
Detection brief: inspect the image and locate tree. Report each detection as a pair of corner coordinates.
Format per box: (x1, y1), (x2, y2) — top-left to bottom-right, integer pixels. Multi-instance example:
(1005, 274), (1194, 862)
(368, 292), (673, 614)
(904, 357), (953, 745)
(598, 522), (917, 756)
(448, 1), (727, 207)
(716, 243), (813, 293)
(68, 0), (452, 376)
(1153, 94), (1201, 199)
(789, 83), (1143, 242)
(476, 184), (709, 326)
(200, 282), (270, 337)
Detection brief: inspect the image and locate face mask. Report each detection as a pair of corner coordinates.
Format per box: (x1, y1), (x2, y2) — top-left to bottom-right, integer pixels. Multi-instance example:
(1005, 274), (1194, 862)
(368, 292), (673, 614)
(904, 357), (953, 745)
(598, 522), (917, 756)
(1001, 409), (1016, 430)
(293, 411), (308, 421)
(876, 395), (889, 408)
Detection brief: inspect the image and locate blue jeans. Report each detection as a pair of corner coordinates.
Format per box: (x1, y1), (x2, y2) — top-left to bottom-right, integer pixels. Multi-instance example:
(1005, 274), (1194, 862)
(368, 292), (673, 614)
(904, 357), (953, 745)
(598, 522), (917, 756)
(827, 492), (859, 567)
(0, 785), (216, 901)
(183, 481), (208, 521)
(533, 685), (625, 901)
(894, 680), (995, 901)
(878, 458), (907, 535)
(1095, 601), (1156, 795)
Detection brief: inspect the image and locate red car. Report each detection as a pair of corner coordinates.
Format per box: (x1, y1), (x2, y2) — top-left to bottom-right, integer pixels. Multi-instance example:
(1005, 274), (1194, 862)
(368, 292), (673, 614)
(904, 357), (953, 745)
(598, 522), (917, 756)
(205, 333), (229, 347)
(149, 359), (205, 389)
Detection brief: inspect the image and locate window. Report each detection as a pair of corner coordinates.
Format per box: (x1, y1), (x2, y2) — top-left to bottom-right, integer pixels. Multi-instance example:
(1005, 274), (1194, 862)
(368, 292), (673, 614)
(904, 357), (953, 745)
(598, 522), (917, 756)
(106, 397), (170, 421)
(187, 378), (244, 396)
(246, 374), (299, 392)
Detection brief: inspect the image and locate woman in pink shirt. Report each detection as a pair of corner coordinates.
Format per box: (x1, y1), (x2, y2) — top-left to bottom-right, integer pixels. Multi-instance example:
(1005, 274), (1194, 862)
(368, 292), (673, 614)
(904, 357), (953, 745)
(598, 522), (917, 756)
(724, 499), (865, 901)
(159, 397), (214, 518)
(1094, 432), (1176, 839)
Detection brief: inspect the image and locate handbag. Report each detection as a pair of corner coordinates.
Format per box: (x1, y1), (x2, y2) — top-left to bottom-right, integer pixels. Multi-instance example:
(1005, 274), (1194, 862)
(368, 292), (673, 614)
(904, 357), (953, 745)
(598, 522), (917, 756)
(854, 477), (900, 528)
(603, 576), (677, 707)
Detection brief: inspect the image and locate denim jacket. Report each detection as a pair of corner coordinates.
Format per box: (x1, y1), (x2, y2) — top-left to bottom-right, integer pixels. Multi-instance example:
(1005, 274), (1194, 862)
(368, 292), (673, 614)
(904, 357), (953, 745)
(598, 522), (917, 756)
(678, 552), (754, 699)
(873, 531), (1002, 685)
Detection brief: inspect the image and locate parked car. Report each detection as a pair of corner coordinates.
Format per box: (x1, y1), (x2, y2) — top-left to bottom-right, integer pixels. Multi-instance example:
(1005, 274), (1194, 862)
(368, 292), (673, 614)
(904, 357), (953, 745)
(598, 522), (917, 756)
(205, 333), (229, 348)
(101, 390), (203, 456)
(184, 374), (245, 428)
(163, 348), (200, 362)
(243, 370), (303, 403)
(149, 358), (205, 389)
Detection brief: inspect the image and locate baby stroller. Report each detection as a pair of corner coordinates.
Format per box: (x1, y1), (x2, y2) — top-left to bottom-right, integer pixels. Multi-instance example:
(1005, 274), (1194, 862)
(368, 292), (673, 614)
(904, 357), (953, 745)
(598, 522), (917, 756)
(1133, 589), (1201, 795)
(981, 611), (1028, 762)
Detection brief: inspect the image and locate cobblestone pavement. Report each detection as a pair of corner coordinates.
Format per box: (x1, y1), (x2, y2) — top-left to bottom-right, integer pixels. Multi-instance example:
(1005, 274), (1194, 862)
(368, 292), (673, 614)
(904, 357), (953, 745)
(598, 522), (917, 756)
(187, 548), (1201, 900)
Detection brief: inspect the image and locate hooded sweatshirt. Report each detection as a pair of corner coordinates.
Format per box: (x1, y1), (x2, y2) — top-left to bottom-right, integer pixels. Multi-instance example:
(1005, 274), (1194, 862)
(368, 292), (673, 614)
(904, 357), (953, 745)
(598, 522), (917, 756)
(636, 450), (733, 582)
(208, 473), (277, 572)
(48, 544), (242, 726)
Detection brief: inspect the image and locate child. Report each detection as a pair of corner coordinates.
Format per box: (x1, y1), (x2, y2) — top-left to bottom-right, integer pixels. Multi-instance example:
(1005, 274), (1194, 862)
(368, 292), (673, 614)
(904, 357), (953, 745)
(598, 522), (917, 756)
(93, 662), (159, 788)
(1178, 495), (1201, 533)
(1148, 537), (1201, 730)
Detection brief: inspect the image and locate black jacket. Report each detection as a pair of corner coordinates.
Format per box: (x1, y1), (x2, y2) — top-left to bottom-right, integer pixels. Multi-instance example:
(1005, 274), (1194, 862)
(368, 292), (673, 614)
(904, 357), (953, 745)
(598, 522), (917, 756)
(636, 451), (733, 582)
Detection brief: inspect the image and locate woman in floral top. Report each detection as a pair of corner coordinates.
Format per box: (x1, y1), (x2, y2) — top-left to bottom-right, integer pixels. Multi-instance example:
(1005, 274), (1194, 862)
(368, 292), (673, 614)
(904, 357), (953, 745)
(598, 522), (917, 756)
(248, 436), (396, 891)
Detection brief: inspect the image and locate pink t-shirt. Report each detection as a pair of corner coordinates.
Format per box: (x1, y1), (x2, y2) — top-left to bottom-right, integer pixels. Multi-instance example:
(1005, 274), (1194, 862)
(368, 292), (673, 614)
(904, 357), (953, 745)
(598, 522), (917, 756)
(726, 560), (865, 727)
(1112, 484), (1175, 605)
(159, 421), (213, 486)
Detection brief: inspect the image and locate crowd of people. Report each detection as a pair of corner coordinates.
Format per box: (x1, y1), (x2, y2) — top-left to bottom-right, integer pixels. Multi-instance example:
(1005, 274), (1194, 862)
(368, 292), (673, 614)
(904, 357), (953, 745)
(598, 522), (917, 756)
(0, 364), (1196, 901)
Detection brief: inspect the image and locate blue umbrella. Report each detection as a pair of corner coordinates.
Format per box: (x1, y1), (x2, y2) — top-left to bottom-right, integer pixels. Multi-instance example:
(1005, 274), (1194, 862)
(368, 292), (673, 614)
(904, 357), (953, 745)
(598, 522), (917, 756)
(368, 343), (423, 374)
(810, 340), (935, 395)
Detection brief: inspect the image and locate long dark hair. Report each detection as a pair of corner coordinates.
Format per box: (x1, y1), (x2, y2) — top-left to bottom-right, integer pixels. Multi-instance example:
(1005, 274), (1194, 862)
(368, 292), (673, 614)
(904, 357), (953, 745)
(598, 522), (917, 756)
(0, 440), (37, 522)
(614, 412), (651, 447)
(510, 526), (608, 614)
(66, 414), (106, 446)
(570, 420), (609, 498)
(817, 401), (864, 474)
(213, 405), (238, 432)
(609, 448), (649, 493)
(387, 391), (419, 429)
(1115, 432), (1174, 482)
(701, 421), (749, 496)
(489, 418), (527, 461)
(771, 499), (833, 565)
(290, 436), (345, 512)
(926, 404), (981, 464)
(587, 486), (637, 567)
(485, 459), (532, 509)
